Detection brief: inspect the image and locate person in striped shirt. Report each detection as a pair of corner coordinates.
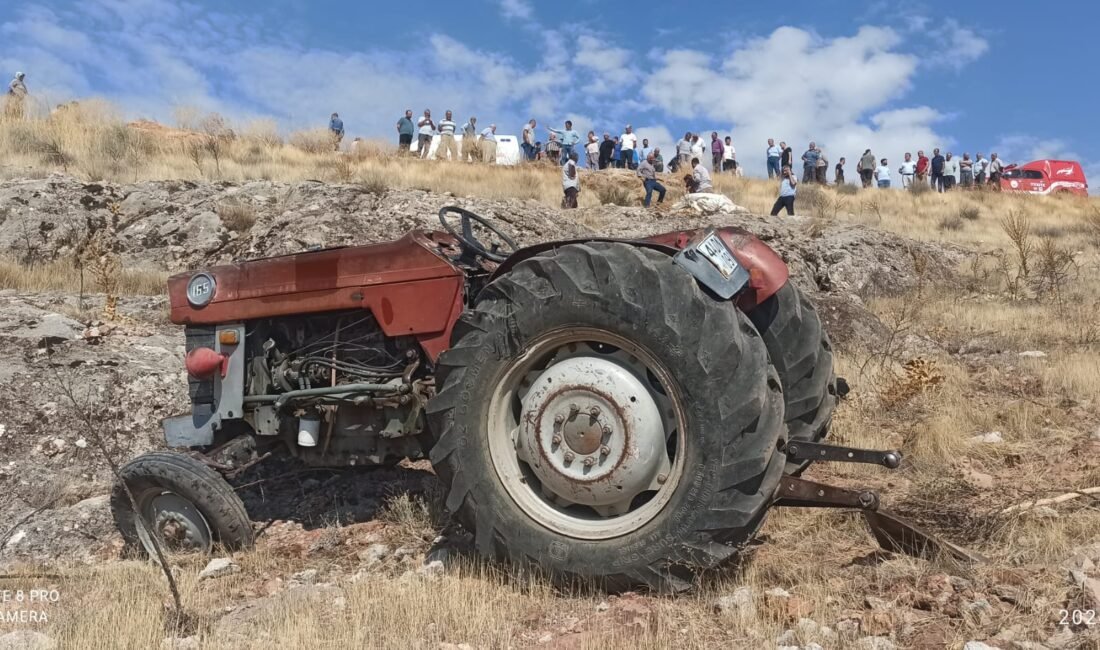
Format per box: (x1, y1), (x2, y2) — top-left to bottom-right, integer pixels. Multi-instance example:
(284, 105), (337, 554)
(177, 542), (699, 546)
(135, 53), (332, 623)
(436, 110), (458, 161)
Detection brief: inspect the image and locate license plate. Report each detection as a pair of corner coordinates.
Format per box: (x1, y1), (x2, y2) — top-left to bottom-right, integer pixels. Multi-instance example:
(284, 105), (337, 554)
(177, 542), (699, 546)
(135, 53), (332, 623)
(697, 233), (740, 279)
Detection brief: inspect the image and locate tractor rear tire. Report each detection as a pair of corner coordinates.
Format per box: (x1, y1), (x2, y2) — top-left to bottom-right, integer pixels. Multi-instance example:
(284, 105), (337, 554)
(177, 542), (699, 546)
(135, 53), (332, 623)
(426, 242), (786, 592)
(748, 282), (837, 475)
(111, 451), (254, 556)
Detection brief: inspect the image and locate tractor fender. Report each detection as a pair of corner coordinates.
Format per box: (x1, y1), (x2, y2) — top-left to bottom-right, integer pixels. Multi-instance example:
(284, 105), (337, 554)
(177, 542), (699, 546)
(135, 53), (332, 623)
(490, 228), (789, 311)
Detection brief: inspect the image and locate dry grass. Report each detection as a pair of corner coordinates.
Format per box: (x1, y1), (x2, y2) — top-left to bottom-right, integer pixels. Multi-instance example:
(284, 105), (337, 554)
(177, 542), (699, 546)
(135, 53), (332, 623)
(0, 257), (167, 295)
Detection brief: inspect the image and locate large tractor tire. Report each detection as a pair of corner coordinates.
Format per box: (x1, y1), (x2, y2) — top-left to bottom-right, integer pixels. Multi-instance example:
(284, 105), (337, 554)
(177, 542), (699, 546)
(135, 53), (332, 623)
(111, 451), (254, 556)
(747, 282), (837, 475)
(426, 242), (786, 592)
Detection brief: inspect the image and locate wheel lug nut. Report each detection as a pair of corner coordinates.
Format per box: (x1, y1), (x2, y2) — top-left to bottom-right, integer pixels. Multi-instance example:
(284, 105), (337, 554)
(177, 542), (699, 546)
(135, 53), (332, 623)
(583, 457), (595, 467)
(657, 473), (668, 484)
(564, 452), (575, 463)
(554, 414), (564, 424)
(569, 403), (579, 415)
(551, 434), (562, 445)
(602, 426), (612, 436)
(599, 445), (610, 456)
(589, 406), (600, 417)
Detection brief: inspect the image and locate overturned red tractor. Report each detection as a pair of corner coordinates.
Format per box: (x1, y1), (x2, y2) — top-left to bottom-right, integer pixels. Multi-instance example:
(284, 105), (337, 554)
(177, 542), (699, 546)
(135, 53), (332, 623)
(113, 207), (975, 591)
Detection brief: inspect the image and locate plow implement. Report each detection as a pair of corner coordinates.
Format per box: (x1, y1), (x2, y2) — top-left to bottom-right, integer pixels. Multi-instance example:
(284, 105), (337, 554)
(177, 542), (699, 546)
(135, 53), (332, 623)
(774, 441), (985, 564)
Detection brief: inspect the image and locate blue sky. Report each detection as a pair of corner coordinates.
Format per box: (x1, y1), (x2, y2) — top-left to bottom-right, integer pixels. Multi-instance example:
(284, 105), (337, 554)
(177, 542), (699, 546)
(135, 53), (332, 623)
(2, 0), (1097, 183)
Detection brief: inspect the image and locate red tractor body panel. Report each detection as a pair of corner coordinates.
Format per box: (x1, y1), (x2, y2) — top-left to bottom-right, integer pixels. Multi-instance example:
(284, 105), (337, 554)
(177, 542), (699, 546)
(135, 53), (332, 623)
(169, 226), (789, 363)
(168, 231), (466, 361)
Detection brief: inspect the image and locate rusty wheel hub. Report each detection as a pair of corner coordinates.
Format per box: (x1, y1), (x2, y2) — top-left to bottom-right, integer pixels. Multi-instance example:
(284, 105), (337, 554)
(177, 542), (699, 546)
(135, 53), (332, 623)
(516, 356), (669, 515)
(489, 329), (684, 540)
(136, 492), (213, 555)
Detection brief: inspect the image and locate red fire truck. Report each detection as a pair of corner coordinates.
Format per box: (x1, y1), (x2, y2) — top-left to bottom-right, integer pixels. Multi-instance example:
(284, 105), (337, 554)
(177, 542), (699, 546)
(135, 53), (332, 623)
(1001, 159), (1088, 196)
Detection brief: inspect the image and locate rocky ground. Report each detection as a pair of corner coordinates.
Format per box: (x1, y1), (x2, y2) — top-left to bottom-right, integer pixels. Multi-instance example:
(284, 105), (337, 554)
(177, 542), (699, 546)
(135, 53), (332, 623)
(0, 174), (1096, 649)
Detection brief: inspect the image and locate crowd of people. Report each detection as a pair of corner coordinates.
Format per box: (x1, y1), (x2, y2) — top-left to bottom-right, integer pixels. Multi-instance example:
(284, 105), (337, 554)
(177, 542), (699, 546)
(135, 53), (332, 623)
(356, 106), (1013, 212)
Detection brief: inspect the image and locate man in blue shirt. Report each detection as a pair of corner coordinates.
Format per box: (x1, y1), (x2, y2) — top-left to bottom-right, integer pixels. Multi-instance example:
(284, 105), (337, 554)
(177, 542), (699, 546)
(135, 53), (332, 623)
(396, 109), (415, 155)
(801, 142), (820, 183)
(766, 138), (781, 178)
(328, 113), (344, 151)
(548, 120), (581, 165)
(930, 148), (946, 193)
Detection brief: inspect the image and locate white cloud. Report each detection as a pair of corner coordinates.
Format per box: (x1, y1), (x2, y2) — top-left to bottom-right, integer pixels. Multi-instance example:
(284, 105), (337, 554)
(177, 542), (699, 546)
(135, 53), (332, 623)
(498, 0), (533, 21)
(642, 26), (958, 176)
(574, 35), (637, 95)
(927, 19), (989, 70)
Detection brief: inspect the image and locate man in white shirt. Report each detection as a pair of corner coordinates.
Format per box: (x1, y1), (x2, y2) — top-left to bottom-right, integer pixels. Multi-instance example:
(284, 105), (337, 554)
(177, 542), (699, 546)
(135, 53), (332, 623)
(688, 157), (713, 193)
(677, 132), (694, 167)
(416, 109), (435, 160)
(619, 125), (638, 170)
(722, 136), (736, 173)
(974, 152), (989, 185)
(562, 151), (580, 209)
(436, 110), (458, 161)
(521, 119), (536, 162)
(898, 152), (917, 188)
(479, 124), (498, 164)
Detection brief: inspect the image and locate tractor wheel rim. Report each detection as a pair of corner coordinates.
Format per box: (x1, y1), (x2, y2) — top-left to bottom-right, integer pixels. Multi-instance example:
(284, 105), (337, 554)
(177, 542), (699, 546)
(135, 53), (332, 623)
(136, 491), (213, 555)
(488, 327), (685, 540)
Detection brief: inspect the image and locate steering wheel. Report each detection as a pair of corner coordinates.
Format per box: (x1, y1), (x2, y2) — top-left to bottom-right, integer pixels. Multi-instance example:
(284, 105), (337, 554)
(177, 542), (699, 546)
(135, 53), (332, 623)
(438, 206), (518, 263)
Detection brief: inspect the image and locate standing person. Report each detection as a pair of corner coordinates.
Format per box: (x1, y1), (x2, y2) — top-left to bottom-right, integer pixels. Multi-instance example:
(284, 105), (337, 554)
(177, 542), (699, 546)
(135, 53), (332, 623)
(801, 142), (819, 183)
(396, 109), (415, 154)
(598, 133), (615, 169)
(930, 148), (946, 192)
(766, 138), (781, 178)
(898, 152), (916, 188)
(479, 124), (498, 164)
(780, 141), (793, 171)
(461, 116), (479, 161)
(521, 119), (537, 161)
(416, 109), (435, 159)
(6, 72), (27, 119)
(915, 150), (930, 185)
(561, 151), (580, 208)
(619, 125), (638, 170)
(545, 132), (562, 164)
(875, 158), (891, 188)
(988, 153), (1004, 190)
(328, 113), (345, 151)
(638, 152), (666, 207)
(677, 132), (694, 167)
(858, 149), (876, 187)
(960, 153), (974, 188)
(974, 152), (988, 185)
(943, 152), (958, 191)
(585, 131), (600, 168)
(690, 134), (705, 168)
(690, 157), (713, 192)
(549, 120), (581, 165)
(815, 145), (828, 184)
(436, 110), (459, 161)
(652, 147), (665, 172)
(834, 157), (846, 185)
(723, 136), (737, 173)
(770, 165), (798, 216)
(640, 138), (652, 161)
(710, 132), (724, 173)
(612, 136), (622, 168)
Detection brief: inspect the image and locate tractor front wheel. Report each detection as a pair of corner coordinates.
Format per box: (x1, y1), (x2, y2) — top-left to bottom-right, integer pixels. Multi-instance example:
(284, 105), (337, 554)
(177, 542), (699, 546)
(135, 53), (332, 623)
(427, 242), (786, 592)
(111, 451), (254, 557)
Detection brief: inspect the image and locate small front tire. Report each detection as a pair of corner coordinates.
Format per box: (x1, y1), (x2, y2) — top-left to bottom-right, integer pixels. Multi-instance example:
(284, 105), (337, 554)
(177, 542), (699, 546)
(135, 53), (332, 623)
(111, 451), (254, 556)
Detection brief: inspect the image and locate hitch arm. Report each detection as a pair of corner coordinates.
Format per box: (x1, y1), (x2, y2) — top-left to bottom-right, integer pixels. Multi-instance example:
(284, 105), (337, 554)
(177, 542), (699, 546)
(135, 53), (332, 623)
(784, 441), (902, 469)
(773, 477), (985, 564)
